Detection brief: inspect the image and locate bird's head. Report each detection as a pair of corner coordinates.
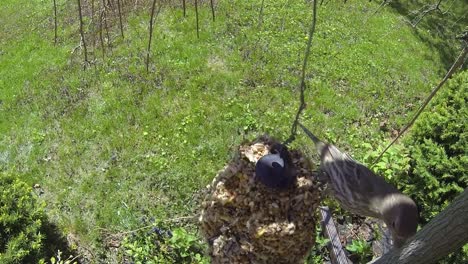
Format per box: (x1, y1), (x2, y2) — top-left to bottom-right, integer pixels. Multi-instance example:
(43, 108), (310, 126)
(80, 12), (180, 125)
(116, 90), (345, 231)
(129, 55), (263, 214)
(381, 193), (419, 248)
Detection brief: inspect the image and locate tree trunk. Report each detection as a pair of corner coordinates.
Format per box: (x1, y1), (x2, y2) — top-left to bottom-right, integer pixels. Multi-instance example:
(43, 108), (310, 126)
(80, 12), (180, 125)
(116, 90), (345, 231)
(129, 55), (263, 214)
(369, 188), (468, 264)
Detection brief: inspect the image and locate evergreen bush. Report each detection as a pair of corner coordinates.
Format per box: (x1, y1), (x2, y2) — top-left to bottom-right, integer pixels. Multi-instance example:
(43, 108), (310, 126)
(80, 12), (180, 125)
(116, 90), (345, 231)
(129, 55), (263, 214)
(0, 173), (46, 263)
(403, 70), (467, 223)
(399, 70), (467, 262)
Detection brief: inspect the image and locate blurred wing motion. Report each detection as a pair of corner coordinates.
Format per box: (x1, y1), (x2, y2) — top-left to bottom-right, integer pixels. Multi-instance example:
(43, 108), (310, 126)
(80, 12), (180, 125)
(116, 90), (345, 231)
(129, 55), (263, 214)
(298, 122), (397, 217)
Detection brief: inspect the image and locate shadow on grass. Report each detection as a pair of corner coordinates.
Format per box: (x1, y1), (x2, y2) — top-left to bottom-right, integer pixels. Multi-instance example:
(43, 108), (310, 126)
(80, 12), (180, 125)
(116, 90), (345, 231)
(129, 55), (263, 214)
(42, 222), (79, 263)
(387, 0), (468, 70)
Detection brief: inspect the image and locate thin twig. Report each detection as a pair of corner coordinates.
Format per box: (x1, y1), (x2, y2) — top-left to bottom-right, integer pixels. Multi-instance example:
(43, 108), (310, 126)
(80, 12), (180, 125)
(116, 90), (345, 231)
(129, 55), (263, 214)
(101, 0), (111, 49)
(411, 0), (443, 27)
(195, 0), (199, 38)
(182, 0), (186, 17)
(99, 8), (106, 59)
(91, 0), (97, 63)
(284, 0), (318, 145)
(147, 0), (158, 73)
(440, 0), (456, 15)
(53, 0), (58, 44)
(258, 0), (265, 27)
(68, 254), (81, 263)
(366, 0), (390, 22)
(210, 0), (215, 22)
(146, 0), (162, 73)
(99, 215), (197, 237)
(117, 0), (125, 38)
(371, 40), (467, 166)
(77, 0), (89, 68)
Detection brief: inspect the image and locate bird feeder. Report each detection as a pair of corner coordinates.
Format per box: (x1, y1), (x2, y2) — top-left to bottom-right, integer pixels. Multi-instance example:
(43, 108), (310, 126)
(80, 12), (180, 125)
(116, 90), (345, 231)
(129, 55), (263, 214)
(199, 135), (320, 263)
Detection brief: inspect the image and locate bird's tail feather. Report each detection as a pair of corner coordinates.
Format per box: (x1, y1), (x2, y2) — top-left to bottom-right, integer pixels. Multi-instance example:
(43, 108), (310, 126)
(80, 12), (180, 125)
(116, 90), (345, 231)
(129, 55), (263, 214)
(298, 123), (321, 144)
(298, 122), (328, 155)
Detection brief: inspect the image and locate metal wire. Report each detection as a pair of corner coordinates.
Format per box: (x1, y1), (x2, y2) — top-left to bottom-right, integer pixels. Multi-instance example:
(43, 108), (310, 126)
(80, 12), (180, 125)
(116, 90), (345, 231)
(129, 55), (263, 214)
(284, 0), (318, 146)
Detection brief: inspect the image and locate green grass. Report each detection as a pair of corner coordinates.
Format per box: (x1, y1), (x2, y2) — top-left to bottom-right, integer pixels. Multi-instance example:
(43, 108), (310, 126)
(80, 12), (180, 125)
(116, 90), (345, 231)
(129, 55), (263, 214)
(0, 0), (462, 262)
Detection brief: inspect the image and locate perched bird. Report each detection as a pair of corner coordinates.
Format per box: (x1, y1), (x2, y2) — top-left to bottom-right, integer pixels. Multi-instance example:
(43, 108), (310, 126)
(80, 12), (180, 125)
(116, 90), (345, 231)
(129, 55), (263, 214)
(255, 143), (296, 190)
(299, 123), (418, 248)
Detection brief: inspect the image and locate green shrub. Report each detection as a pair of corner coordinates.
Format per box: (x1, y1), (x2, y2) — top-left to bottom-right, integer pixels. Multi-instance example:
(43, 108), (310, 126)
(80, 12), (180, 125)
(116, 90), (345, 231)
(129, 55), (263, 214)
(398, 71), (467, 262)
(305, 225), (330, 264)
(42, 250), (78, 264)
(346, 239), (373, 263)
(361, 143), (411, 188)
(402, 70), (467, 223)
(0, 173), (46, 263)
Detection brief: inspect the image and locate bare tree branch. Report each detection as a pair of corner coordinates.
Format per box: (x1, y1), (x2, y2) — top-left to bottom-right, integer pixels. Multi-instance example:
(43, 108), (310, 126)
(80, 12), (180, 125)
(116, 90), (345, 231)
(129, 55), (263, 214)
(99, 3), (106, 59)
(182, 0), (186, 17)
(146, 0), (162, 73)
(77, 0), (89, 68)
(258, 0), (265, 27)
(411, 0), (443, 27)
(53, 0), (58, 44)
(117, 0), (124, 38)
(210, 0), (215, 22)
(101, 0), (111, 49)
(195, 0), (199, 38)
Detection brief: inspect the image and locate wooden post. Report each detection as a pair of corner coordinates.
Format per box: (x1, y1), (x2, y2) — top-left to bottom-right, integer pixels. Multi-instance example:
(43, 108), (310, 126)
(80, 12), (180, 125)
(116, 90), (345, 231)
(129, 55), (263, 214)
(320, 206), (352, 264)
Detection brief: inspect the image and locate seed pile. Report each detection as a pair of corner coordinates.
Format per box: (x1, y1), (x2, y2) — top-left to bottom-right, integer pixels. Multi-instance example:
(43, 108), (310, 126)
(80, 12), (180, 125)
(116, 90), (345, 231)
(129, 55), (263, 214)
(199, 136), (320, 264)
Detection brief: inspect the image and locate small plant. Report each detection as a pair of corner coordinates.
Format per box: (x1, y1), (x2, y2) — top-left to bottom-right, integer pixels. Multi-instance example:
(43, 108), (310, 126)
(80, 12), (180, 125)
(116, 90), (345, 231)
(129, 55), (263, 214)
(305, 225), (330, 264)
(121, 222), (209, 264)
(360, 142), (411, 188)
(168, 227), (208, 263)
(345, 239), (372, 263)
(40, 250), (78, 264)
(0, 173), (46, 264)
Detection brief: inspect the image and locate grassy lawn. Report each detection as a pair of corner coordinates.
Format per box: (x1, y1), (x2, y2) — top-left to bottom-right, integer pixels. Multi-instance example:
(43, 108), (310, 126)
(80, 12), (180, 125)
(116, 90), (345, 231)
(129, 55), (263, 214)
(0, 0), (465, 262)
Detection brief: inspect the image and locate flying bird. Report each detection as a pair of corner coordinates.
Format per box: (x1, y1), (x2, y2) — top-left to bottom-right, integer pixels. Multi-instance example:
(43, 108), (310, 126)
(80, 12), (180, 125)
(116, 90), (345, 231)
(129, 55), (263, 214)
(299, 122), (418, 248)
(255, 143), (296, 190)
